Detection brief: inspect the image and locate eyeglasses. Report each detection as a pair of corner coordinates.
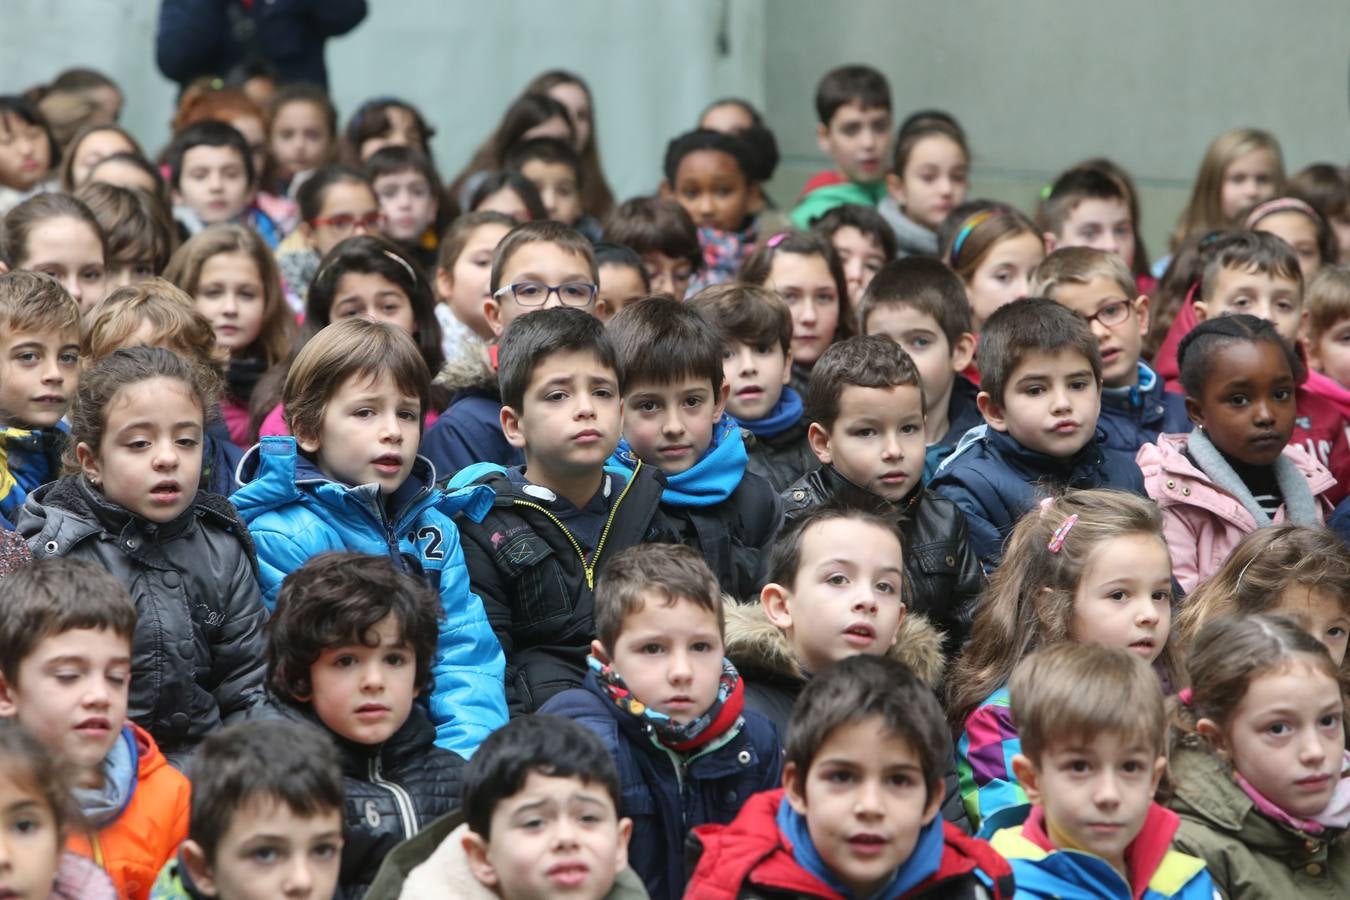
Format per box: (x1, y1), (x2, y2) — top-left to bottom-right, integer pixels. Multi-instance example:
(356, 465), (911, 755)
(1082, 300), (1132, 329)
(492, 280), (598, 307)
(309, 212), (383, 234)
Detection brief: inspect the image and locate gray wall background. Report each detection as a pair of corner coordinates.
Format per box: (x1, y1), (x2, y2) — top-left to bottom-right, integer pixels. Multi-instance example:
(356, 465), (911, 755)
(4, 0), (1347, 256)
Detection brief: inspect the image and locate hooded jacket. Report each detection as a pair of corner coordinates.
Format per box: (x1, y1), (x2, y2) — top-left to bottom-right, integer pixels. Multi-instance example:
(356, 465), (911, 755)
(230, 437), (506, 757)
(420, 347), (524, 480)
(0, 424), (64, 526)
(1097, 363), (1192, 456)
(19, 476), (267, 764)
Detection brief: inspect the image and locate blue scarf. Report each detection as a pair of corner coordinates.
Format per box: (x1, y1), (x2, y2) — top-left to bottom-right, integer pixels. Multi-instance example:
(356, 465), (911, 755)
(739, 387), (804, 439)
(610, 413), (747, 508)
(776, 795), (945, 899)
(1101, 361), (1157, 410)
(72, 725), (138, 828)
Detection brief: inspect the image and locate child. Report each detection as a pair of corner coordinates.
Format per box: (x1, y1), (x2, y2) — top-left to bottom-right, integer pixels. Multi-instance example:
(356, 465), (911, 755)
(447, 93), (574, 213)
(1137, 315), (1335, 591)
(789, 64), (892, 228)
(18, 346), (267, 764)
(1031, 247), (1190, 454)
(607, 296), (781, 599)
(858, 257), (980, 478)
(1178, 525), (1350, 664)
(1166, 127), (1283, 266)
(1246, 195), (1336, 282)
(687, 654), (1015, 899)
(1305, 264), (1350, 389)
(450, 307), (669, 714)
(152, 720), (344, 900)
(931, 298), (1145, 570)
(59, 122), (142, 192)
(525, 69), (617, 218)
(0, 558), (191, 900)
(433, 210), (515, 366)
(727, 505), (946, 732)
(88, 152), (165, 200)
(343, 96), (435, 164)
(602, 197), (701, 299)
(506, 137), (601, 240)
(1040, 168), (1137, 273)
(989, 643), (1216, 899)
(539, 543), (782, 900)
(264, 85), (338, 198)
(785, 336), (984, 654)
(939, 202), (1045, 333)
(878, 110), (969, 258)
(0, 271), (80, 528)
(811, 202), (897, 307)
(691, 281), (817, 492)
(1292, 162), (1350, 263)
(594, 241), (650, 322)
(230, 317), (507, 756)
(74, 181), (177, 287)
(660, 128), (760, 291)
(946, 489), (1176, 830)
(1169, 614), (1350, 897)
(467, 170), (547, 221)
(0, 95), (55, 213)
(275, 164), (379, 312)
(164, 121), (266, 240)
(265, 551), (466, 894)
(0, 192), (108, 313)
(365, 144), (446, 271)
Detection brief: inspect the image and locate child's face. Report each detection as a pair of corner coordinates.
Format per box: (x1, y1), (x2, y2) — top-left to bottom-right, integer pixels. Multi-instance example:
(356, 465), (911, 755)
(547, 82), (592, 152)
(0, 627), (131, 784)
(175, 145), (251, 225)
(595, 263), (647, 322)
(769, 251), (839, 366)
(187, 794), (343, 900)
(21, 216), (107, 314)
(722, 339), (791, 422)
(474, 185), (532, 221)
(640, 251), (694, 302)
(1048, 277), (1148, 388)
(808, 384), (925, 502)
(77, 376), (204, 523)
(299, 369), (420, 493)
(0, 327), (79, 428)
(270, 100), (332, 178)
(1183, 340), (1296, 467)
(1070, 533), (1172, 664)
(106, 252), (158, 290)
(815, 102), (891, 184)
(520, 160), (583, 226)
(308, 613), (416, 745)
(87, 157), (158, 196)
(784, 717), (940, 899)
(0, 772), (61, 900)
(69, 129), (136, 188)
(435, 222), (511, 340)
(1332, 212), (1350, 264)
(228, 115), (268, 186)
(604, 594), (724, 725)
(487, 243), (597, 337)
(1309, 318), (1350, 390)
(886, 134), (967, 231)
(1254, 211), (1323, 281)
(359, 106), (423, 161)
(978, 349), (1100, 459)
(1015, 732), (1164, 876)
(667, 149), (754, 232)
(831, 226), (886, 306)
(307, 182), (380, 257)
(864, 306), (971, 420)
(330, 272), (416, 335)
(1273, 584), (1350, 666)
(622, 376), (726, 476)
(1195, 265), (1303, 344)
(195, 250), (266, 355)
(465, 772), (631, 900)
(965, 233), (1043, 330)
(1220, 148), (1279, 220)
(762, 517), (905, 674)
(0, 112), (49, 191)
(1049, 198), (1136, 270)
(373, 170), (436, 243)
(503, 349), (621, 482)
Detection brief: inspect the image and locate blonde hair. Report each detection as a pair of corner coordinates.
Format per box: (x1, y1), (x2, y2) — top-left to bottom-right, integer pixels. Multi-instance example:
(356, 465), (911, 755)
(1029, 246), (1136, 302)
(82, 278), (222, 378)
(1170, 128), (1284, 251)
(1305, 264), (1350, 342)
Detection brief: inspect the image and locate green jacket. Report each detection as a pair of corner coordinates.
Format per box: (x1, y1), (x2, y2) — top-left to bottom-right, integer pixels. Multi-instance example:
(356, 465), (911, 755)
(1167, 745), (1350, 899)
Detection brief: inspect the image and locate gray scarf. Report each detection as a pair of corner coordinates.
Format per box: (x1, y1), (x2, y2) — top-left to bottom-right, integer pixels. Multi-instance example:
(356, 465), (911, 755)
(1186, 427), (1319, 526)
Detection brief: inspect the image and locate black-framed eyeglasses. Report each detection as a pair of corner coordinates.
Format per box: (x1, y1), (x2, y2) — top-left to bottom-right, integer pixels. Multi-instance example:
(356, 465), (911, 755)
(492, 280), (598, 307)
(1082, 300), (1132, 329)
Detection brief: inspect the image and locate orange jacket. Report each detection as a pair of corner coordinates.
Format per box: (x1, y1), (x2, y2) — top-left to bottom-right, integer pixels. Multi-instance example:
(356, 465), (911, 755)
(67, 723), (191, 900)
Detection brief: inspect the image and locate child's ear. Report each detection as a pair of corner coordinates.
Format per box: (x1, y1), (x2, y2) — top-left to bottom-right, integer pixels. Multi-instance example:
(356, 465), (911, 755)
(1196, 717), (1228, 758)
(1042, 232), (1059, 253)
(589, 639), (611, 664)
(658, 180), (674, 200)
(1149, 753), (1167, 795)
(780, 348), (795, 384)
(806, 421), (833, 465)
(1183, 395), (1205, 429)
(500, 405), (527, 450)
(887, 603), (906, 648)
(433, 266), (453, 301)
(0, 673), (18, 717)
(885, 172), (905, 203)
(713, 380), (730, 418)
(976, 391), (1008, 432)
(483, 297), (506, 338)
(293, 427), (321, 456)
(75, 442), (102, 485)
(613, 816), (633, 871)
(1011, 753), (1043, 805)
(595, 298), (612, 321)
(760, 581), (794, 631)
(461, 830), (500, 890)
(181, 840), (216, 897)
(1132, 294), (1151, 336)
(921, 777), (944, 825)
(814, 124), (832, 158)
(950, 332), (977, 375)
(1191, 300), (1209, 323)
(782, 760), (808, 813)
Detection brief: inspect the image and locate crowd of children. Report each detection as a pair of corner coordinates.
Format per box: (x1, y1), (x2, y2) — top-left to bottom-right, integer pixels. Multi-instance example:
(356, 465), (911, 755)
(2, 55), (1350, 898)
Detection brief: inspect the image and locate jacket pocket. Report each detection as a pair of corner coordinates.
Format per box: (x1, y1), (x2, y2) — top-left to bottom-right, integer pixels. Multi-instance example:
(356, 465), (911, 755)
(496, 536), (573, 631)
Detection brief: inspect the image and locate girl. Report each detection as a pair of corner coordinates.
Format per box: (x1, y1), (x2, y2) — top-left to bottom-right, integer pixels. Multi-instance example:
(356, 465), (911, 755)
(1178, 526), (1350, 665)
(810, 203), (897, 307)
(1166, 128), (1284, 264)
(0, 723), (117, 899)
(0, 96), (57, 214)
(447, 93), (574, 213)
(879, 110), (969, 257)
(1169, 614), (1350, 898)
(524, 70), (616, 218)
(163, 224), (295, 446)
(946, 489), (1178, 830)
(263, 85), (338, 198)
(57, 123), (142, 192)
(938, 201), (1044, 331)
(341, 96), (435, 163)
(1137, 315), (1335, 592)
(364, 145), (447, 272)
(17, 345), (267, 765)
(432, 211), (514, 366)
(74, 181), (178, 288)
(467, 169), (546, 221)
(273, 164), (378, 312)
(86, 152), (166, 201)
(1245, 195), (1336, 282)
(1, 193), (108, 313)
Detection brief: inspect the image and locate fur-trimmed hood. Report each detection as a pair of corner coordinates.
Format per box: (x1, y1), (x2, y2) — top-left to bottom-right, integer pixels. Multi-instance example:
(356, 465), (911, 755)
(434, 341), (496, 396)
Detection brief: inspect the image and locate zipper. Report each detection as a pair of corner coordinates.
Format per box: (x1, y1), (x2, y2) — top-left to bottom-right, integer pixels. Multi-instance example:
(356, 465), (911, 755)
(368, 756), (419, 841)
(508, 463), (640, 589)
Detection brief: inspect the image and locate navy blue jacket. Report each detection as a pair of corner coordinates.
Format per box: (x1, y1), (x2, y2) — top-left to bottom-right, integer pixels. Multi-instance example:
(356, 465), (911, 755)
(1097, 363), (1192, 456)
(931, 425), (1146, 571)
(421, 389), (523, 481)
(540, 670), (782, 900)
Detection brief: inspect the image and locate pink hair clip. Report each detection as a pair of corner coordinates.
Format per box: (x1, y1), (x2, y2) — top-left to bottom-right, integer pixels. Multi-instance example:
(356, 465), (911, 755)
(766, 232), (789, 249)
(1046, 514), (1078, 553)
(1178, 688), (1194, 706)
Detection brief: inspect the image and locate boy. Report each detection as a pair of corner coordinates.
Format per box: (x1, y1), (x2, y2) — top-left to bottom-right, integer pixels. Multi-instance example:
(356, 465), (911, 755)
(421, 219), (600, 476)
(687, 655), (1014, 899)
(784, 336), (983, 654)
(1031, 247), (1190, 454)
(450, 307), (668, 715)
(593, 241), (650, 322)
(930, 298), (1145, 571)
(231, 317), (508, 758)
(540, 543), (782, 900)
(1040, 168), (1137, 273)
(858, 257), (980, 479)
(505, 137), (601, 241)
(153, 719), (345, 900)
(990, 643), (1215, 899)
(602, 197), (701, 300)
(790, 64), (893, 229)
(606, 295), (781, 600)
(164, 120), (253, 236)
(0, 558), (190, 900)
(690, 281), (817, 492)
(660, 128), (760, 291)
(1306, 265), (1350, 388)
(0, 271), (80, 528)
(264, 552), (466, 895)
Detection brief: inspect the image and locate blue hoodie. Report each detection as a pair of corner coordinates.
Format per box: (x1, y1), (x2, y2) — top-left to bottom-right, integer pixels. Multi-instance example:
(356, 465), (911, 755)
(1097, 362), (1191, 456)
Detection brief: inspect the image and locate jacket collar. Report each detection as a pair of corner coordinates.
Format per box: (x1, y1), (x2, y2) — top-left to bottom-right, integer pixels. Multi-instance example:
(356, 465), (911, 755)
(984, 425), (1107, 481)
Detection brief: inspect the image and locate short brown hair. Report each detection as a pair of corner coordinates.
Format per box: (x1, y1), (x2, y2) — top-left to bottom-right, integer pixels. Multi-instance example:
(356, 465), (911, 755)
(0, 271), (80, 338)
(1306, 265), (1350, 341)
(805, 335), (923, 431)
(1290, 163), (1350, 224)
(814, 64), (891, 126)
(74, 182), (177, 275)
(489, 220), (598, 295)
(1199, 230), (1303, 302)
(765, 504), (902, 590)
(1010, 643), (1166, 764)
(0, 192), (106, 270)
(436, 210), (517, 273)
(607, 295), (723, 393)
(82, 278), (220, 371)
(858, 256), (972, 347)
(1040, 168), (1130, 239)
(594, 543), (724, 654)
(977, 298), (1101, 407)
(602, 198), (700, 272)
(1029, 246), (1136, 302)
(690, 282), (792, 354)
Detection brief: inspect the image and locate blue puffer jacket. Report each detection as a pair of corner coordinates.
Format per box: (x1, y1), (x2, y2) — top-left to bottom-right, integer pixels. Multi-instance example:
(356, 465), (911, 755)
(1097, 363), (1192, 456)
(931, 425), (1146, 571)
(230, 437), (507, 758)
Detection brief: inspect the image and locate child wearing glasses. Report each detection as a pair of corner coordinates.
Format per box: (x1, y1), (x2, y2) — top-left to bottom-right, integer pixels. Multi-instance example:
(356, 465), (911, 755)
(274, 165), (380, 312)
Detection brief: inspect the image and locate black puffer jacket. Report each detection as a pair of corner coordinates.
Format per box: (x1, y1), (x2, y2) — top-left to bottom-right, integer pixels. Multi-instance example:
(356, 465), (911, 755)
(782, 465), (984, 656)
(659, 470), (783, 603)
(18, 475), (267, 766)
(741, 420), (819, 494)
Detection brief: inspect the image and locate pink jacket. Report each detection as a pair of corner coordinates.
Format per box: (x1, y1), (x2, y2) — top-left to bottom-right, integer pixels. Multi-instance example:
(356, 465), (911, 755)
(1137, 434), (1336, 592)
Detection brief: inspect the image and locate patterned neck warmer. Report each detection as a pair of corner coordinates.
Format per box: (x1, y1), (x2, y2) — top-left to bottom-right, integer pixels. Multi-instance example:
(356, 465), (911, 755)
(588, 654), (745, 753)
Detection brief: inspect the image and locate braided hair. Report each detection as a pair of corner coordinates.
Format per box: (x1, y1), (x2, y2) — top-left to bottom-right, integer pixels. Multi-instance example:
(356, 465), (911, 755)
(1176, 313), (1304, 398)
